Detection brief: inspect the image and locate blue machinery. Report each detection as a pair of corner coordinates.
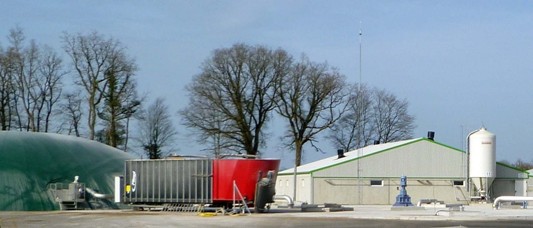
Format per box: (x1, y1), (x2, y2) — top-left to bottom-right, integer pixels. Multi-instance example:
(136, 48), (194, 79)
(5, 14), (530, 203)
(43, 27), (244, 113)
(393, 176), (414, 207)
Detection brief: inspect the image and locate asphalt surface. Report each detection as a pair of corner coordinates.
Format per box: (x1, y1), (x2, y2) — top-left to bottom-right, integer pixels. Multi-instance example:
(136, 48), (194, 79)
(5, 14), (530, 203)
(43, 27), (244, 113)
(1, 204), (533, 227)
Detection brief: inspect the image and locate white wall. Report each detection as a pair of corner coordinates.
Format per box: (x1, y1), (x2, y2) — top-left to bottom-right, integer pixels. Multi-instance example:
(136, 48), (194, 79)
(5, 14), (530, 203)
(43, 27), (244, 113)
(276, 174), (312, 203)
(312, 178), (468, 205)
(515, 179), (527, 196)
(528, 177), (533, 197)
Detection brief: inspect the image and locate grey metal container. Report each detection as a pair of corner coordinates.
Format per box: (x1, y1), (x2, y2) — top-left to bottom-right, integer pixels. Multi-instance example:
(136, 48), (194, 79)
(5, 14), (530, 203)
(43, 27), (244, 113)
(124, 159), (212, 204)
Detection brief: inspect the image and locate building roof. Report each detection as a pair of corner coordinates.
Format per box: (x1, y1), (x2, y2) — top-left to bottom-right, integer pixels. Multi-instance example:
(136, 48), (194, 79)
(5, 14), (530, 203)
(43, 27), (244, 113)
(279, 138), (427, 175)
(279, 137), (529, 179)
(0, 131), (133, 211)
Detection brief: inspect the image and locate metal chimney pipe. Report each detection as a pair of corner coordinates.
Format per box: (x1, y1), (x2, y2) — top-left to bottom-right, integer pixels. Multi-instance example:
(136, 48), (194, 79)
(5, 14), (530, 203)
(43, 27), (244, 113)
(337, 149), (345, 159)
(427, 131), (435, 140)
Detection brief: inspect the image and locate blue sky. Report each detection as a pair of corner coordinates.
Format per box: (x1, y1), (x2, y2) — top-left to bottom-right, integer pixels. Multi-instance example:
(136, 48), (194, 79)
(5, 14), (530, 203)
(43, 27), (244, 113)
(2, 1), (533, 168)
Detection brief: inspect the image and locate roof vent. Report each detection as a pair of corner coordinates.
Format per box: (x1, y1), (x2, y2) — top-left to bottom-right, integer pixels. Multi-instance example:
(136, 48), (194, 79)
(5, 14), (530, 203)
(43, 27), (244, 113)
(337, 149), (345, 159)
(427, 131), (435, 141)
(373, 140), (380, 145)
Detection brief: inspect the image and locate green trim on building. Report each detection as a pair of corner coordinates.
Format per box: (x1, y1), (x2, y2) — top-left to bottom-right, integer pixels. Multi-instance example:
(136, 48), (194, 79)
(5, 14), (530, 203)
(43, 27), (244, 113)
(425, 138), (465, 153)
(496, 161), (529, 174)
(279, 138), (465, 176)
(311, 139), (425, 174)
(279, 138), (529, 182)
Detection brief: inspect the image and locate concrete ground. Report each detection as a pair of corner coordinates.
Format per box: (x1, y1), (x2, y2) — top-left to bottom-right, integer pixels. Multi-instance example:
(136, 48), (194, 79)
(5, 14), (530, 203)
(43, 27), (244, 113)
(1, 204), (533, 227)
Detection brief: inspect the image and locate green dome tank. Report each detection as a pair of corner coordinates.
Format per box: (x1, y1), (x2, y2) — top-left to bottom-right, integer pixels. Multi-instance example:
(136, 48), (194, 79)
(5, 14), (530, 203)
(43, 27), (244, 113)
(0, 131), (133, 211)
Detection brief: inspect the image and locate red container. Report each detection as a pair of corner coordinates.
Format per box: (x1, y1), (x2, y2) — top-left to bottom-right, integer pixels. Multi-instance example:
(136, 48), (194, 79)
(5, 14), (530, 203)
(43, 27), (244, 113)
(212, 159), (280, 203)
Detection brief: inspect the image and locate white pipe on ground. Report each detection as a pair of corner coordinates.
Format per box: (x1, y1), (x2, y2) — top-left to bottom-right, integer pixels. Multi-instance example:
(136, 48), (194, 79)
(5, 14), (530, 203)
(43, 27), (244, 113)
(492, 196), (533, 209)
(274, 195), (294, 208)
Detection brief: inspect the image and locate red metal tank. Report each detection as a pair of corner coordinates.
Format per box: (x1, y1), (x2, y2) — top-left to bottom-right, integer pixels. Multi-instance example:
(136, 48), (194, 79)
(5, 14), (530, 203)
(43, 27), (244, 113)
(212, 159), (280, 203)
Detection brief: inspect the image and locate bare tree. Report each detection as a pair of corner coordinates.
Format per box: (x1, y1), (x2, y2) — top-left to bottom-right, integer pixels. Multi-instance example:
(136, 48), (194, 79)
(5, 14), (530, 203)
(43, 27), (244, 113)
(181, 43), (291, 156)
(0, 27), (64, 133)
(4, 28), (65, 133)
(328, 86), (415, 150)
(61, 91), (83, 137)
(8, 30), (43, 131)
(371, 88), (415, 143)
(185, 107), (234, 157)
(35, 46), (65, 132)
(275, 57), (348, 166)
(0, 27), (37, 131)
(16, 40), (41, 131)
(62, 32), (126, 140)
(0, 42), (17, 130)
(6, 27), (27, 131)
(138, 97), (176, 159)
(328, 83), (373, 151)
(512, 159), (533, 171)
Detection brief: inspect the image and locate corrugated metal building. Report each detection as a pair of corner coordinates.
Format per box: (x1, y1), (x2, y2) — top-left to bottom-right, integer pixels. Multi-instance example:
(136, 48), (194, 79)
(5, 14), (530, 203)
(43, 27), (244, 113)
(276, 138), (529, 205)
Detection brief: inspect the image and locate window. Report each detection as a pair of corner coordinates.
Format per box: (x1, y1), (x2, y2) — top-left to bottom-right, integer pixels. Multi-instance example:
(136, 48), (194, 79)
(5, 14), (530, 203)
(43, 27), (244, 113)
(453, 180), (464, 186)
(370, 180), (383, 187)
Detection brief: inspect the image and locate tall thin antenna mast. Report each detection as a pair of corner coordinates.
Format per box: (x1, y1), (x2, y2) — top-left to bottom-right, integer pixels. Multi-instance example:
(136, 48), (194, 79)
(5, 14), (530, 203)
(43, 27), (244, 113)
(359, 22), (363, 88)
(357, 21), (363, 205)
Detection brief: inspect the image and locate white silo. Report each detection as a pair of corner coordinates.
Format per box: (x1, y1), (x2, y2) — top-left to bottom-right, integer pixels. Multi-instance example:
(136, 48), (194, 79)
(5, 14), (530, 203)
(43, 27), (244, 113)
(468, 127), (496, 201)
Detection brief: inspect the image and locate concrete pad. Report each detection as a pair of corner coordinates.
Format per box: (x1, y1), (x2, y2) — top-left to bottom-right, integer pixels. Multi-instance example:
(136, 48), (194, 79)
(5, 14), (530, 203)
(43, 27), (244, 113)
(390, 206), (425, 211)
(300, 204), (354, 212)
(2, 204), (533, 227)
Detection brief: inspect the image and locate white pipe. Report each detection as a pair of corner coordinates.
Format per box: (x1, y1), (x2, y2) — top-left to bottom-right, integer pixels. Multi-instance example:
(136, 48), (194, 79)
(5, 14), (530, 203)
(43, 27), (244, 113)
(274, 195), (294, 208)
(492, 196), (533, 209)
(466, 129), (481, 193)
(86, 187), (113, 199)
